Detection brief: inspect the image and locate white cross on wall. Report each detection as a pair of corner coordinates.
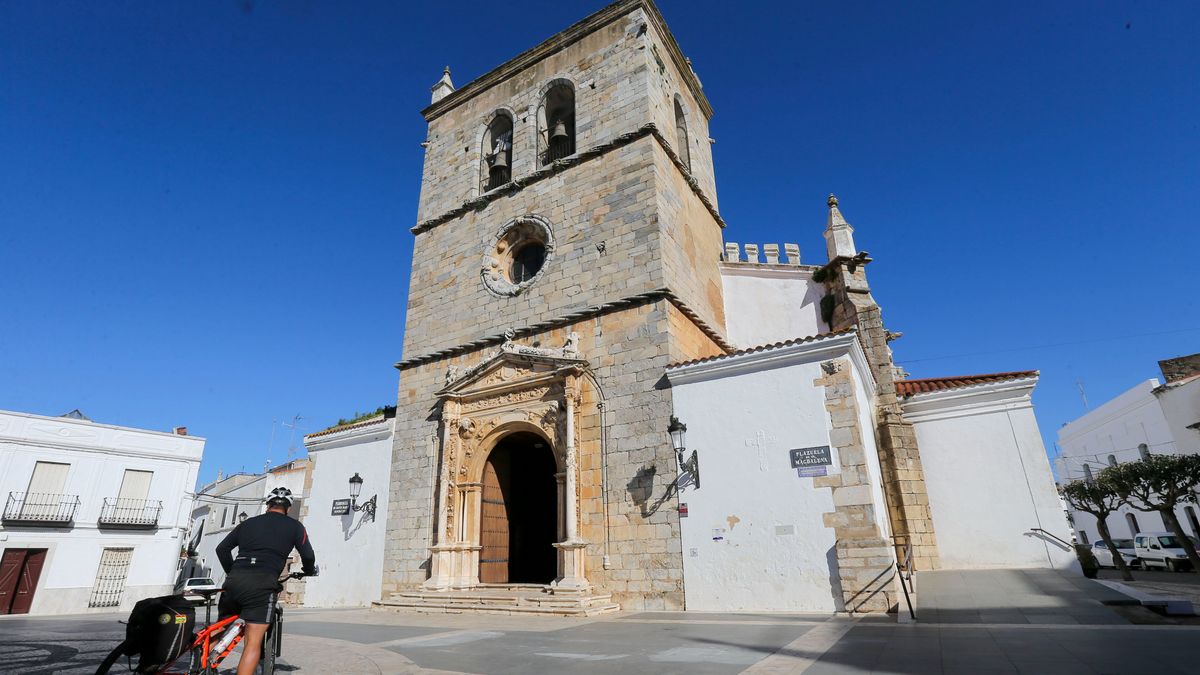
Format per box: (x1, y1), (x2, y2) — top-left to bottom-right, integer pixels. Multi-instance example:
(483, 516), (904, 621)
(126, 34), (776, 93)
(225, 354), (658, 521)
(746, 430), (776, 472)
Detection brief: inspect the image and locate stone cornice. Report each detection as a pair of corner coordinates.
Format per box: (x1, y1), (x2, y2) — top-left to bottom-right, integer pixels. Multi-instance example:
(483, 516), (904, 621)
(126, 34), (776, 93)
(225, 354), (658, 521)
(718, 262), (823, 280)
(412, 123), (724, 236)
(421, 0), (711, 122)
(395, 289), (732, 371)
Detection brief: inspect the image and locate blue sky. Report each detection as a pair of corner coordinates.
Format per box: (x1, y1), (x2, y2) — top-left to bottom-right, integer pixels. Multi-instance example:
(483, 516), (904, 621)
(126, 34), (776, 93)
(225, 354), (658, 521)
(1, 1), (1196, 486)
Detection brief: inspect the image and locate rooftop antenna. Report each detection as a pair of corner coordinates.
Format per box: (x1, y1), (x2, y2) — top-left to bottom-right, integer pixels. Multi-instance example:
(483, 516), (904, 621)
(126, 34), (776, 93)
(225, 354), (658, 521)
(267, 418), (279, 464)
(281, 414), (304, 461)
(1076, 380), (1089, 411)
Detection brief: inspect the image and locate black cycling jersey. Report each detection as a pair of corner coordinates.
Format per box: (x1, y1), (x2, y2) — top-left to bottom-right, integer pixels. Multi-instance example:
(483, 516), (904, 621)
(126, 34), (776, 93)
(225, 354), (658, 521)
(215, 511), (316, 577)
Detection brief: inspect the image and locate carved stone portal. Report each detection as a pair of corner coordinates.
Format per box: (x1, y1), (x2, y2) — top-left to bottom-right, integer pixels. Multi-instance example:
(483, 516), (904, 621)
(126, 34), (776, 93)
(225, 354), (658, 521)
(424, 341), (590, 594)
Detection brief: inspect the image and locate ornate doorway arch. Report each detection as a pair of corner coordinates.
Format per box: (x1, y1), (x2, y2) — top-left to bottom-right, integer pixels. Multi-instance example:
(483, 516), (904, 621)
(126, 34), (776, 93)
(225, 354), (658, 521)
(424, 336), (591, 594)
(478, 431), (558, 584)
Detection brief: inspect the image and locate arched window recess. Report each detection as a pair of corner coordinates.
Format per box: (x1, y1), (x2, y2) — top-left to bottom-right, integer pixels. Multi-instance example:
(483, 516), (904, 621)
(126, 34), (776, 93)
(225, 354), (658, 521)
(673, 96), (691, 171)
(482, 113), (513, 192)
(538, 80), (576, 165)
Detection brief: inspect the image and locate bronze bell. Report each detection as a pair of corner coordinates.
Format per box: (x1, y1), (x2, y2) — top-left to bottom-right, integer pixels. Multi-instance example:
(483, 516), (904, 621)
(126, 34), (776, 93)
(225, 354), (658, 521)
(550, 119), (568, 142)
(490, 148), (508, 169)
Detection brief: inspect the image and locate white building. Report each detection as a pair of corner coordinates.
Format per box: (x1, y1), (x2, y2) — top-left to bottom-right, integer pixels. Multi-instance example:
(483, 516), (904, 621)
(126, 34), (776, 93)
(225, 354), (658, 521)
(667, 334), (1075, 612)
(189, 472), (267, 585)
(1057, 354), (1200, 545)
(0, 409), (203, 615)
(299, 410), (394, 607)
(898, 372), (1076, 570)
(188, 459), (311, 587)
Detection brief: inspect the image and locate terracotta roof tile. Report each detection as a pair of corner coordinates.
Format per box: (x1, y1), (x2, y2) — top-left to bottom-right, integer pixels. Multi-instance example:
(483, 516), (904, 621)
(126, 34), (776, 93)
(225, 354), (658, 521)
(666, 329), (857, 370)
(305, 415), (390, 440)
(896, 371), (1039, 397)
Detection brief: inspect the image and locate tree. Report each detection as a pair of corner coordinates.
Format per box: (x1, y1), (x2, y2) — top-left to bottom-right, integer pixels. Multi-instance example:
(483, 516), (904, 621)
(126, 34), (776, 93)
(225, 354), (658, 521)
(1061, 477), (1134, 581)
(1102, 454), (1200, 572)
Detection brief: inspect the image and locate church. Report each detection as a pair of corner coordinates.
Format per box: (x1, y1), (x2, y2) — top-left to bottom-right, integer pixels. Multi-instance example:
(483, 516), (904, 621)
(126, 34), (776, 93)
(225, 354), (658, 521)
(374, 0), (1074, 615)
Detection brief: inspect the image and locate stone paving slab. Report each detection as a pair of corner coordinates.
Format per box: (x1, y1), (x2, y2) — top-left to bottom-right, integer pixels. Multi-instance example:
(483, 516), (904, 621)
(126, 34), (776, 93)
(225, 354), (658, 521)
(803, 623), (1200, 675)
(915, 569), (1130, 624)
(6, 604), (1200, 674)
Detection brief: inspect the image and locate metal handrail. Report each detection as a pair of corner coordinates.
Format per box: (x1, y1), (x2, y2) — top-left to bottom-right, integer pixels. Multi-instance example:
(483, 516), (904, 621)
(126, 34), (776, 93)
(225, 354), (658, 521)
(3, 491), (81, 525)
(895, 538), (916, 620)
(1027, 527), (1073, 549)
(99, 497), (163, 527)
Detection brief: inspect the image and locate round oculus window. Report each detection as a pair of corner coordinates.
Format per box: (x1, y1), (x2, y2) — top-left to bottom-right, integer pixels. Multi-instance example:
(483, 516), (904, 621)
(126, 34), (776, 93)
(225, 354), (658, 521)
(481, 215), (555, 296)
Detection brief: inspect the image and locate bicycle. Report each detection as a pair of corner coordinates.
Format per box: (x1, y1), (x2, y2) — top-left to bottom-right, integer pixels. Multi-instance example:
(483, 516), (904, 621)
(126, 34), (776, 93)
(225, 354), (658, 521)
(95, 571), (308, 675)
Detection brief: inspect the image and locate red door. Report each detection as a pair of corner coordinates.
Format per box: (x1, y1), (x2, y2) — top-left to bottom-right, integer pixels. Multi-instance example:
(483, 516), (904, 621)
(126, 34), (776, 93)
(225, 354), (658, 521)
(0, 549), (48, 615)
(0, 550), (22, 613)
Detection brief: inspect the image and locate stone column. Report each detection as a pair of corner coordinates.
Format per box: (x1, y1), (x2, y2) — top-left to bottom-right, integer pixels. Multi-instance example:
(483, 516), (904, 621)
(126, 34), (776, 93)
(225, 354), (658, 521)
(424, 404), (457, 590)
(455, 483), (483, 589)
(564, 387), (579, 542)
(552, 372), (589, 594)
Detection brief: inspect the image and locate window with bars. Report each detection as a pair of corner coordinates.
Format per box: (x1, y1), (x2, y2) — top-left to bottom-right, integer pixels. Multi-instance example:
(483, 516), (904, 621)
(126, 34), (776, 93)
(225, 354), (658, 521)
(88, 548), (133, 608)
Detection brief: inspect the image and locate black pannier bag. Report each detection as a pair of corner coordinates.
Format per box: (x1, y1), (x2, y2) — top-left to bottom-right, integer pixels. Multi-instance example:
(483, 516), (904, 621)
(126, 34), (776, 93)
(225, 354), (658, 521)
(122, 594), (196, 672)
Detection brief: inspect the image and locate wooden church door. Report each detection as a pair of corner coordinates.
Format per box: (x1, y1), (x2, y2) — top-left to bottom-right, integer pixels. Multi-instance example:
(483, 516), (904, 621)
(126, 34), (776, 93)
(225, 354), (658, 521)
(479, 451), (510, 583)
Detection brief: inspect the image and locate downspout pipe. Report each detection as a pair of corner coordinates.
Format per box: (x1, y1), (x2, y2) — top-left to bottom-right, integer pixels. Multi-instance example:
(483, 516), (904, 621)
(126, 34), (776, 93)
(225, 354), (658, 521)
(582, 369), (612, 569)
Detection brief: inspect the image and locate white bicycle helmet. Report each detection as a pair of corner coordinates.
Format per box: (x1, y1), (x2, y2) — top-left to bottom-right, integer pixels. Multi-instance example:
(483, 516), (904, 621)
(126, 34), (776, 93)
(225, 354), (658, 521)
(265, 486), (294, 509)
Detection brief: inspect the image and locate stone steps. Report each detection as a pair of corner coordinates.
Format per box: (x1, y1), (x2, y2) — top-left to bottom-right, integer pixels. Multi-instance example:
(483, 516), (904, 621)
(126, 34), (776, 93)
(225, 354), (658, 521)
(373, 586), (620, 617)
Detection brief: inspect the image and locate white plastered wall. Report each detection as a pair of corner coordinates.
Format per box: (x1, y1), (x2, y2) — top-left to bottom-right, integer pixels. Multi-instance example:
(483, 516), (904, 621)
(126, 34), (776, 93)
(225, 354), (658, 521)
(301, 421), (393, 607)
(720, 264), (829, 348)
(667, 335), (885, 611)
(903, 380), (1078, 570)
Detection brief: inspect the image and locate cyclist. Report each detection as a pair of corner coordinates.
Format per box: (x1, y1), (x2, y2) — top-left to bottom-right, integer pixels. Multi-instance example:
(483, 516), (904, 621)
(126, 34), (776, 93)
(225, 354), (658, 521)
(215, 486), (316, 675)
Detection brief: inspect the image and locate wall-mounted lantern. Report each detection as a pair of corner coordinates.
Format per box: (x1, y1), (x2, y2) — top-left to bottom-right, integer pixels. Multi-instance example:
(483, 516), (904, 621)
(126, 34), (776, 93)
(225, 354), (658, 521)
(348, 473), (377, 520)
(669, 416), (699, 488)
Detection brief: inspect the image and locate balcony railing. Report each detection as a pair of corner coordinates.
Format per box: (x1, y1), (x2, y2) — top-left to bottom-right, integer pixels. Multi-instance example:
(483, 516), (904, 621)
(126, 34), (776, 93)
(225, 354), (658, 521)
(3, 491), (80, 526)
(98, 498), (162, 529)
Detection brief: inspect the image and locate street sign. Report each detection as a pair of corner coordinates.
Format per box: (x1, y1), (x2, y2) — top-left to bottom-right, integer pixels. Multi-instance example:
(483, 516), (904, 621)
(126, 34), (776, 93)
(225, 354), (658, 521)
(789, 445), (832, 469)
(331, 499), (351, 516)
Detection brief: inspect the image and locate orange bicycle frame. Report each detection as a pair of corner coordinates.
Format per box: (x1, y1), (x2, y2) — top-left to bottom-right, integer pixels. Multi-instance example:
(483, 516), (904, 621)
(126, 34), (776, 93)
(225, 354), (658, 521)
(162, 613), (243, 673)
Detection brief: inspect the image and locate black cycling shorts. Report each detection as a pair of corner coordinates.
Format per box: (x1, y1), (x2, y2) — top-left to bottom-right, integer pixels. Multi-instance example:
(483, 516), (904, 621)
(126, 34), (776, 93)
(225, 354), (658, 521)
(218, 571), (281, 625)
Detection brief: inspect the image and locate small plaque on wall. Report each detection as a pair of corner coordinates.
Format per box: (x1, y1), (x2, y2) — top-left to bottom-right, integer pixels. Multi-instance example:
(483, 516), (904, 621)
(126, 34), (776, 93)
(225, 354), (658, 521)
(789, 445), (832, 469)
(331, 499), (351, 516)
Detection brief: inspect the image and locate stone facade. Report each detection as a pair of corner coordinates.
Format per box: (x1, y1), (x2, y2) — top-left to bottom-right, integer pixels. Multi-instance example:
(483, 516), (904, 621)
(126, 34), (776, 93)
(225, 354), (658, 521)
(382, 0), (736, 611)
(813, 357), (895, 613)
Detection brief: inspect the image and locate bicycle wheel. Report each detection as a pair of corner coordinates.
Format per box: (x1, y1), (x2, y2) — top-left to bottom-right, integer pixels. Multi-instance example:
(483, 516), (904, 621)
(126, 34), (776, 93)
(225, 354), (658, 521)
(259, 631), (275, 675)
(93, 640), (127, 675)
(258, 615), (278, 675)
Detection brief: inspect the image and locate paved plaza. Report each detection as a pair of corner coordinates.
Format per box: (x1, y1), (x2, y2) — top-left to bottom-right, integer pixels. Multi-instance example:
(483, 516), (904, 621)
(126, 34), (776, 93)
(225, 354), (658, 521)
(3, 571), (1200, 675)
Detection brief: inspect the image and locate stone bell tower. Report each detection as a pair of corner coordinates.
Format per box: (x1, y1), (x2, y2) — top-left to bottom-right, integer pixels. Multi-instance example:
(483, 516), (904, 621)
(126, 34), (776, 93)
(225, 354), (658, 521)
(381, 0), (731, 611)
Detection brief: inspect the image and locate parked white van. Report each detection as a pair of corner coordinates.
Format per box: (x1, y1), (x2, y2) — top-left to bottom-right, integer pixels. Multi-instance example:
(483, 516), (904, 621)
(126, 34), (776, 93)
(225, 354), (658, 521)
(1134, 532), (1197, 572)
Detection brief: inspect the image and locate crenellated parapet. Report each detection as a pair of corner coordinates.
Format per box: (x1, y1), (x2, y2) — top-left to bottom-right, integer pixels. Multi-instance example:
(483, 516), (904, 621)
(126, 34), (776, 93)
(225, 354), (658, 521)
(721, 242), (804, 266)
